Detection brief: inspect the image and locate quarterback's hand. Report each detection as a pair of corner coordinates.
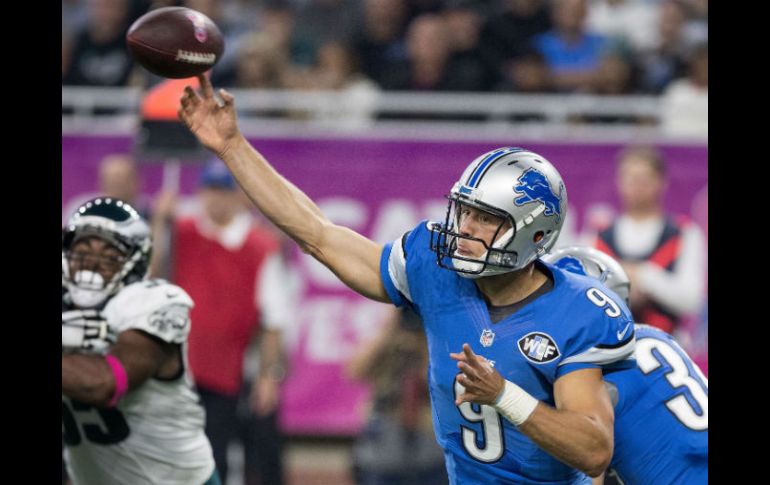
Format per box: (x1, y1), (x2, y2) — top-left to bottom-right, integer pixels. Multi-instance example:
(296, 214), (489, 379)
(451, 343), (505, 406)
(178, 74), (244, 159)
(62, 309), (114, 353)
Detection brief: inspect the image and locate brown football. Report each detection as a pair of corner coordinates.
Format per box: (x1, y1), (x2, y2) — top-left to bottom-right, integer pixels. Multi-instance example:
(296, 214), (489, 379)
(126, 7), (224, 79)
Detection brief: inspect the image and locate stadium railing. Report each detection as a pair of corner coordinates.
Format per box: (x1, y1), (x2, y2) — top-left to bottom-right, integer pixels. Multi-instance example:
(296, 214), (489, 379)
(62, 87), (705, 143)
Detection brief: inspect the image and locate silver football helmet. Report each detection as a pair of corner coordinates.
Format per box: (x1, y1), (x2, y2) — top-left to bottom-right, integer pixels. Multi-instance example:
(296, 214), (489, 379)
(542, 246), (630, 303)
(62, 197), (152, 308)
(430, 147), (568, 278)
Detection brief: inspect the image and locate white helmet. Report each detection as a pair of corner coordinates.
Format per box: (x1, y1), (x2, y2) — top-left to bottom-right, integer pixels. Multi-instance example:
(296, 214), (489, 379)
(62, 197), (152, 308)
(542, 246), (630, 303)
(429, 147), (567, 278)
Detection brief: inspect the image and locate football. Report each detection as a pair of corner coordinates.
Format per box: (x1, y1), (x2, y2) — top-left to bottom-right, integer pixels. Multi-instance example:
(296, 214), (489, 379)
(126, 7), (224, 79)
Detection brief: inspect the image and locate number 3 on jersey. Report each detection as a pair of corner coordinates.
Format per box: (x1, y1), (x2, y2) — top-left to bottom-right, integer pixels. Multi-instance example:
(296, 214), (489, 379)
(636, 337), (708, 431)
(454, 380), (504, 462)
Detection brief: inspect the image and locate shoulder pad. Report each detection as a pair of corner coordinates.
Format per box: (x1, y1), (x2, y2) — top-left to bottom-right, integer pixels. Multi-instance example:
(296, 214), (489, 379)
(103, 280), (193, 344)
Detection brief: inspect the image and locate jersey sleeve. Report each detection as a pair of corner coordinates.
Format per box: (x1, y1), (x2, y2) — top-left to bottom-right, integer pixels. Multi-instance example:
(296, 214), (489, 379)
(380, 224), (423, 307)
(555, 287), (637, 379)
(103, 280), (194, 344)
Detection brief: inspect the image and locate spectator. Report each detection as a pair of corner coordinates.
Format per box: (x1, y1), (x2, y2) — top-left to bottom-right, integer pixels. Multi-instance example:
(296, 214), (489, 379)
(62, 0), (88, 43)
(442, 0), (498, 92)
(234, 33), (291, 89)
(98, 154), (153, 219)
(494, 48), (552, 122)
(636, 0), (692, 94)
(237, 232), (300, 485)
(347, 308), (448, 485)
(533, 0), (608, 93)
(152, 160), (295, 485)
(591, 49), (637, 96)
(61, 153), (151, 226)
(380, 14), (487, 92)
(661, 42), (707, 138)
(351, 0), (410, 87)
(498, 48), (553, 93)
(258, 0), (297, 61)
(290, 0), (361, 66)
(594, 146), (706, 336)
(62, 0), (136, 86)
(586, 0), (660, 53)
(479, 0), (552, 76)
(680, 0), (708, 50)
(296, 41), (381, 127)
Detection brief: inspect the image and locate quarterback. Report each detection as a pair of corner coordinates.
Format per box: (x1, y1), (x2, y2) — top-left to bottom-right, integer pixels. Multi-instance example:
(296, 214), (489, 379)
(178, 74), (636, 483)
(62, 197), (218, 485)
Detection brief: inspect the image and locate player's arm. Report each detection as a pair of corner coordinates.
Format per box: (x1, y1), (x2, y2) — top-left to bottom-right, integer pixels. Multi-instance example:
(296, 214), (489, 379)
(178, 75), (388, 303)
(453, 345), (613, 477)
(518, 369), (614, 477)
(62, 329), (176, 408)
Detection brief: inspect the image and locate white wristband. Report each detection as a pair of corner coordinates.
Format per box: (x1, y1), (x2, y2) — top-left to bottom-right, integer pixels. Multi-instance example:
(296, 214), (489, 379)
(492, 380), (539, 426)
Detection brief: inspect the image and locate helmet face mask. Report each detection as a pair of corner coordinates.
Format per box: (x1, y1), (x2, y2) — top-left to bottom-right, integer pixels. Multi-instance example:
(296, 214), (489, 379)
(430, 147), (568, 279)
(62, 198), (152, 308)
(430, 196), (521, 277)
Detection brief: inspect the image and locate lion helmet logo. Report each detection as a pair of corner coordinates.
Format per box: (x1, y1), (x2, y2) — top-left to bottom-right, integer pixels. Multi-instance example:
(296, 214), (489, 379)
(551, 255), (587, 275)
(513, 168), (564, 222)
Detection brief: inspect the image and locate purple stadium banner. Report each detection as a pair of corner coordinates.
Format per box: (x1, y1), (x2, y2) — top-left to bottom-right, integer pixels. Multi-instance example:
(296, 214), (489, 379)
(62, 135), (708, 435)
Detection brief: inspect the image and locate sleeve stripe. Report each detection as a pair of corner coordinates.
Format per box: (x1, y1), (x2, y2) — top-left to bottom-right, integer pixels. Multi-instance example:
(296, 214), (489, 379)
(388, 236), (412, 303)
(400, 230), (411, 260)
(595, 331), (635, 349)
(558, 336), (636, 367)
(379, 242), (407, 307)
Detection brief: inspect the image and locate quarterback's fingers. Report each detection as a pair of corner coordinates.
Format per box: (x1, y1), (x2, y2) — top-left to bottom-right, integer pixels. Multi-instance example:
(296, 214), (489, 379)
(184, 86), (201, 105)
(458, 362), (479, 381)
(462, 343), (480, 366)
(456, 373), (478, 391)
(454, 390), (478, 406)
(450, 351), (469, 362)
(220, 88), (234, 106)
(182, 85), (200, 103)
(197, 73), (214, 99)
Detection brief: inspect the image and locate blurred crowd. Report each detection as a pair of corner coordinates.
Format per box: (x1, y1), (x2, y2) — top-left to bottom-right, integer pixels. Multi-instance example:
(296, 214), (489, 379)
(63, 0), (707, 97)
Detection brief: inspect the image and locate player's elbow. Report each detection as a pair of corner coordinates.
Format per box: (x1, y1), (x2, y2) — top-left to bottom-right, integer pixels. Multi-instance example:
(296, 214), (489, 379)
(293, 220), (329, 259)
(581, 447), (612, 478)
(74, 374), (115, 408)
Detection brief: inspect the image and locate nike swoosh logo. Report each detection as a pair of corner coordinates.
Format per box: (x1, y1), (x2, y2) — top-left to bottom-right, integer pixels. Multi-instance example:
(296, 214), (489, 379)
(617, 322), (632, 340)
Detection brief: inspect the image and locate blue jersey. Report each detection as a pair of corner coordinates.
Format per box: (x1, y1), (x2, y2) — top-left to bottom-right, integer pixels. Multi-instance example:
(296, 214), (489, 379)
(380, 222), (636, 485)
(604, 324), (708, 484)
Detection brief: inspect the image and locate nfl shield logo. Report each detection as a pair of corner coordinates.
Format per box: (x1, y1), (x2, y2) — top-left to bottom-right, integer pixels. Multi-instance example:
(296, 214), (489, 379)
(480, 329), (495, 347)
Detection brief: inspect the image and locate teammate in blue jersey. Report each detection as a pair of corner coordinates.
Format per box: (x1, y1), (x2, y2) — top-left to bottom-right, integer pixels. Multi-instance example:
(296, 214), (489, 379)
(543, 246), (708, 485)
(178, 75), (637, 483)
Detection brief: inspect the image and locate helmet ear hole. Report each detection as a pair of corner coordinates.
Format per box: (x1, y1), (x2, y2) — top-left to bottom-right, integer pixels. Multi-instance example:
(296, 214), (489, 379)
(533, 231), (545, 243)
